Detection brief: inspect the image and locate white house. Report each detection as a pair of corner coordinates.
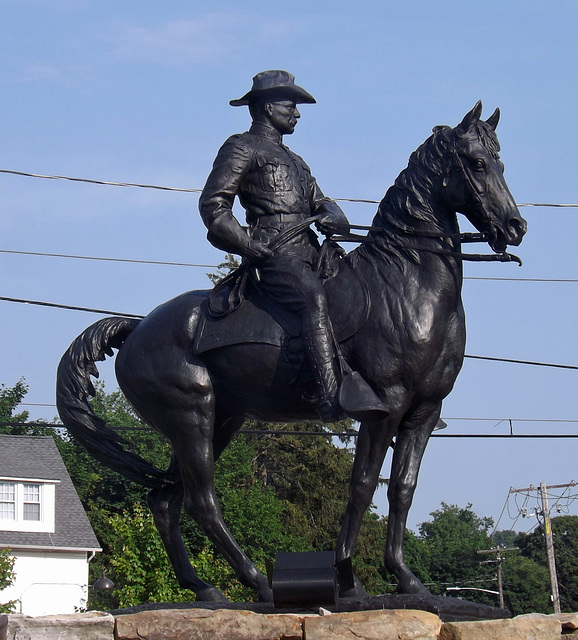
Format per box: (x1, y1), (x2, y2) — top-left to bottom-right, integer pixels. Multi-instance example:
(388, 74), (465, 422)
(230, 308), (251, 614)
(0, 435), (101, 615)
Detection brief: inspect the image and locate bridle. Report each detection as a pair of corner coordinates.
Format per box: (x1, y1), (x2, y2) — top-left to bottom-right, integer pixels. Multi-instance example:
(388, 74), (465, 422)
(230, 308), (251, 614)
(328, 139), (522, 265)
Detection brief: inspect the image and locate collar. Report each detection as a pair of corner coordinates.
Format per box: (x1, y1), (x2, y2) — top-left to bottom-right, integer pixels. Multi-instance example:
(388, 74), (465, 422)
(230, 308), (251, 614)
(249, 122), (283, 144)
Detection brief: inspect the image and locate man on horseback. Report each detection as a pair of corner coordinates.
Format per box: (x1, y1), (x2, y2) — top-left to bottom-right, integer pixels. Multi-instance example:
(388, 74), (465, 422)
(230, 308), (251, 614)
(199, 70), (351, 421)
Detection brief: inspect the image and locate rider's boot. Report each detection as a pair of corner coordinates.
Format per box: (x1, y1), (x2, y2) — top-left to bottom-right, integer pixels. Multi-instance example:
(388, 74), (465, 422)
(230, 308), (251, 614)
(303, 327), (342, 422)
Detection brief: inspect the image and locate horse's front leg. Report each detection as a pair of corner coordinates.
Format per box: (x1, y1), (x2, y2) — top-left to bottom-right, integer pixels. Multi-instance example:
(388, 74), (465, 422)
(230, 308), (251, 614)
(335, 417), (395, 596)
(385, 402), (441, 595)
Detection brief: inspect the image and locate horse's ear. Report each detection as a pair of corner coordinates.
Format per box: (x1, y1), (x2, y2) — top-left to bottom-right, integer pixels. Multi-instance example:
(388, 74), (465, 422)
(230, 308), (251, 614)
(485, 107), (500, 131)
(456, 101), (483, 133)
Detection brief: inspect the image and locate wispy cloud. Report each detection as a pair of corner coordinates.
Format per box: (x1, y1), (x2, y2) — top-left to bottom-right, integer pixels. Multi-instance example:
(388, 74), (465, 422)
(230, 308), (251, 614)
(13, 60), (70, 83)
(107, 13), (303, 67)
(108, 14), (246, 66)
(0, 0), (88, 10)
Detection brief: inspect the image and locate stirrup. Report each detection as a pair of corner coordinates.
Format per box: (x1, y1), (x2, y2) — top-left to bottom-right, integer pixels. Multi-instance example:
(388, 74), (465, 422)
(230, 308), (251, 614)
(338, 371), (389, 422)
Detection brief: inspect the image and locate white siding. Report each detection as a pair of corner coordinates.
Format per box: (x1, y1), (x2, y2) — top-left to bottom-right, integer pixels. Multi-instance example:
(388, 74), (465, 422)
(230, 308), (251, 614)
(2, 550), (90, 615)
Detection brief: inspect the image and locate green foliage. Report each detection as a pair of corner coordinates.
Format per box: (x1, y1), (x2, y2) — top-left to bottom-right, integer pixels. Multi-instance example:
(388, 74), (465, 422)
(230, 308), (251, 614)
(491, 529), (518, 548)
(501, 554), (551, 615)
(245, 423), (391, 595)
(106, 503), (195, 608)
(17, 377), (566, 612)
(0, 379), (59, 437)
(516, 515), (578, 612)
(70, 390), (395, 605)
(0, 548), (17, 614)
(206, 253), (241, 285)
(0, 379), (29, 424)
(251, 423), (354, 549)
(215, 435), (308, 559)
(416, 503), (496, 602)
(58, 383), (171, 514)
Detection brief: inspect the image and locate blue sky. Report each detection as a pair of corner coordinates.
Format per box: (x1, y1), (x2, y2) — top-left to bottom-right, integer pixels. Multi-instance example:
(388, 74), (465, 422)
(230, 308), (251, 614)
(1, 0), (578, 533)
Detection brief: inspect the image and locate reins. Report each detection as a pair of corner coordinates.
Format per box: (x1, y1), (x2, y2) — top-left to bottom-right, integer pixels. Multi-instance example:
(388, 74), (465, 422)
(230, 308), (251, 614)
(330, 226), (522, 265)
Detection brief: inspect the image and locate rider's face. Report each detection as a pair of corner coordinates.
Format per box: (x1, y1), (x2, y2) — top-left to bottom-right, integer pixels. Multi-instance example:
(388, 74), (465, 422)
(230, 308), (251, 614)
(265, 100), (301, 135)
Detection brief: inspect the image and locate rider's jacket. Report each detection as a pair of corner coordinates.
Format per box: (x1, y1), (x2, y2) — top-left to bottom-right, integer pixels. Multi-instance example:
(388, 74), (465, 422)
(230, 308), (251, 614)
(199, 122), (347, 258)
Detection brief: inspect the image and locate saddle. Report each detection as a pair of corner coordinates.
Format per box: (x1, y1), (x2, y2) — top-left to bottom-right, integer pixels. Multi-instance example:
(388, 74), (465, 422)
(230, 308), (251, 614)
(193, 257), (370, 356)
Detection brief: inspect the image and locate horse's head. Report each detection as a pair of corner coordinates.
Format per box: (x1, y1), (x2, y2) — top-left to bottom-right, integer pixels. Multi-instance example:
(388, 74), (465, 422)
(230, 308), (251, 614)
(440, 101), (526, 252)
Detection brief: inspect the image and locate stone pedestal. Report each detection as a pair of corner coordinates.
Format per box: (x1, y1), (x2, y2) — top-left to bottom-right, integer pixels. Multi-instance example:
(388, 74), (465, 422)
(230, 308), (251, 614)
(0, 611), (114, 640)
(1, 608), (576, 639)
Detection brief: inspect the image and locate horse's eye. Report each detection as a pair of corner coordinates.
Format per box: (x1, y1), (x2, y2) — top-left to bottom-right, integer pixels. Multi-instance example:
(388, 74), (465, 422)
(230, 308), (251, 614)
(472, 159), (485, 172)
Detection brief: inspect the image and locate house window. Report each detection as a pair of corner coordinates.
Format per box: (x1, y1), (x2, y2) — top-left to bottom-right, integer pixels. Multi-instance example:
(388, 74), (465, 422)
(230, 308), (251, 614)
(23, 483), (41, 521)
(0, 482), (16, 520)
(0, 479), (55, 532)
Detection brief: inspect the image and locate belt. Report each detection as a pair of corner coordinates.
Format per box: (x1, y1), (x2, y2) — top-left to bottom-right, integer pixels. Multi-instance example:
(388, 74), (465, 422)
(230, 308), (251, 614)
(253, 213), (309, 226)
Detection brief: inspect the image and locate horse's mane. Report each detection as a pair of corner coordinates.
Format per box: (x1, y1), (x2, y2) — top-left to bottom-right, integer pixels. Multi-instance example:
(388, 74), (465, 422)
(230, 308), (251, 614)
(349, 118), (500, 270)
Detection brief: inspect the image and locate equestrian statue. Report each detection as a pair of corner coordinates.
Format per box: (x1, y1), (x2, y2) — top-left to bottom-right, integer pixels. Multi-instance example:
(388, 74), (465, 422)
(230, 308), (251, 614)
(56, 71), (526, 603)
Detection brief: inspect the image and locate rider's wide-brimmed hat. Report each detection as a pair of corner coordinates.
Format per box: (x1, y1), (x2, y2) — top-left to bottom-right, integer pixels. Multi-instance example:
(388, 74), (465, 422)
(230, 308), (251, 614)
(229, 70), (316, 107)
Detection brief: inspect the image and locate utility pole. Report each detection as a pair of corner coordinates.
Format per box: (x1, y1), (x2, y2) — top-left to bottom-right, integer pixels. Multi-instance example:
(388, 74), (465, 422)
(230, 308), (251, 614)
(510, 481), (577, 614)
(539, 482), (561, 614)
(478, 547), (518, 609)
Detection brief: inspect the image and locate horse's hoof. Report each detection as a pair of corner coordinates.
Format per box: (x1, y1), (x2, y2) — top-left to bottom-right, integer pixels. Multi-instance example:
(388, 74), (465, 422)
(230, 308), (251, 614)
(339, 580), (369, 599)
(257, 585), (274, 602)
(195, 586), (229, 603)
(396, 578), (430, 596)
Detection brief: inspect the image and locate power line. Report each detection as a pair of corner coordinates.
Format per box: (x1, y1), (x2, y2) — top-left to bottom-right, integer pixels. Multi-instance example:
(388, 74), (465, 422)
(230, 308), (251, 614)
(0, 249), (214, 269)
(17, 404), (578, 427)
(2, 295), (578, 370)
(3, 249), (578, 285)
(0, 169), (201, 193)
(465, 354), (578, 371)
(0, 296), (143, 319)
(446, 417), (578, 423)
(465, 276), (578, 284)
(1, 421), (577, 438)
(1, 168), (578, 208)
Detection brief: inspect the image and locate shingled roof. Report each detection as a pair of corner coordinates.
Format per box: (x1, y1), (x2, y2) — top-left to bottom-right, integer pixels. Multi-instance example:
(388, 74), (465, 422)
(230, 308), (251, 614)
(0, 435), (100, 551)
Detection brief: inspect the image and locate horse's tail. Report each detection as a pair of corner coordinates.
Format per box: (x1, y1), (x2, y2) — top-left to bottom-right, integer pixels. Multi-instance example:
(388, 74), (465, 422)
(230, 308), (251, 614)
(56, 316), (167, 489)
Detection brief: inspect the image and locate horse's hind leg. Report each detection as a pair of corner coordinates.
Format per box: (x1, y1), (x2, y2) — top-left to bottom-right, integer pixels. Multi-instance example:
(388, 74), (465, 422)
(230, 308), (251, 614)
(146, 454), (227, 602)
(163, 402), (272, 602)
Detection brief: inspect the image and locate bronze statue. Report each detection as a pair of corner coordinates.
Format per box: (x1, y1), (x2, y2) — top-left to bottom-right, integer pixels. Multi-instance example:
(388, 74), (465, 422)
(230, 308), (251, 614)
(57, 94), (526, 603)
(199, 70), (359, 422)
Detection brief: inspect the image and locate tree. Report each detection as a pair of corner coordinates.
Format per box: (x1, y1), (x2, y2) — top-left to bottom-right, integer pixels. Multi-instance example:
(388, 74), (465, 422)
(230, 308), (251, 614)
(491, 529), (518, 548)
(62, 383), (398, 605)
(206, 253), (240, 286)
(247, 423), (393, 594)
(500, 553), (551, 615)
(416, 503), (496, 602)
(0, 379), (59, 438)
(0, 379), (29, 430)
(516, 515), (578, 612)
(0, 548), (17, 614)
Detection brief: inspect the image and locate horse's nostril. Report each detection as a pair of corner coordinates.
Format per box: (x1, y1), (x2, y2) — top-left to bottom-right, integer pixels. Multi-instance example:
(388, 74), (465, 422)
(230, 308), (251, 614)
(509, 217), (527, 238)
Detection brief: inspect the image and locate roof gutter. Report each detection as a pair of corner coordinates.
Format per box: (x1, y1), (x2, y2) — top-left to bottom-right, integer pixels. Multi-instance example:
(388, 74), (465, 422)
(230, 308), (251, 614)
(0, 543), (102, 553)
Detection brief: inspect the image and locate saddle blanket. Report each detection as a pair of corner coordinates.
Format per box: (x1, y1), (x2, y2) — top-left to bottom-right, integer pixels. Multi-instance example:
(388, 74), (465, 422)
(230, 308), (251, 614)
(194, 261), (369, 355)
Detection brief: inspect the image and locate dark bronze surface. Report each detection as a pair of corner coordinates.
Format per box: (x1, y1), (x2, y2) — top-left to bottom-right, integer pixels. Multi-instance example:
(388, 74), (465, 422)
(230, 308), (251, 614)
(57, 92), (526, 606)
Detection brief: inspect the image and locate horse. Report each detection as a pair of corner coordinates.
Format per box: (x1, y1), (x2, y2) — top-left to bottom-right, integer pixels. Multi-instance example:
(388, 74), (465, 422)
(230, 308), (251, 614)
(56, 102), (526, 602)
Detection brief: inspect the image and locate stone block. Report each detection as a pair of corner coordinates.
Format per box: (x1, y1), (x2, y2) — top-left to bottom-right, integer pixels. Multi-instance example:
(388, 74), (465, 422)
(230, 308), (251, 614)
(551, 612), (578, 633)
(439, 613), (561, 640)
(114, 608), (303, 640)
(0, 611), (114, 640)
(303, 609), (441, 640)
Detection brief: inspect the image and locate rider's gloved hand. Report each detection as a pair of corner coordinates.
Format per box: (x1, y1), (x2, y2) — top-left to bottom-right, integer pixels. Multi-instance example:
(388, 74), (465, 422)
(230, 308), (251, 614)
(243, 239), (274, 262)
(317, 214), (345, 236)
(315, 200), (350, 236)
